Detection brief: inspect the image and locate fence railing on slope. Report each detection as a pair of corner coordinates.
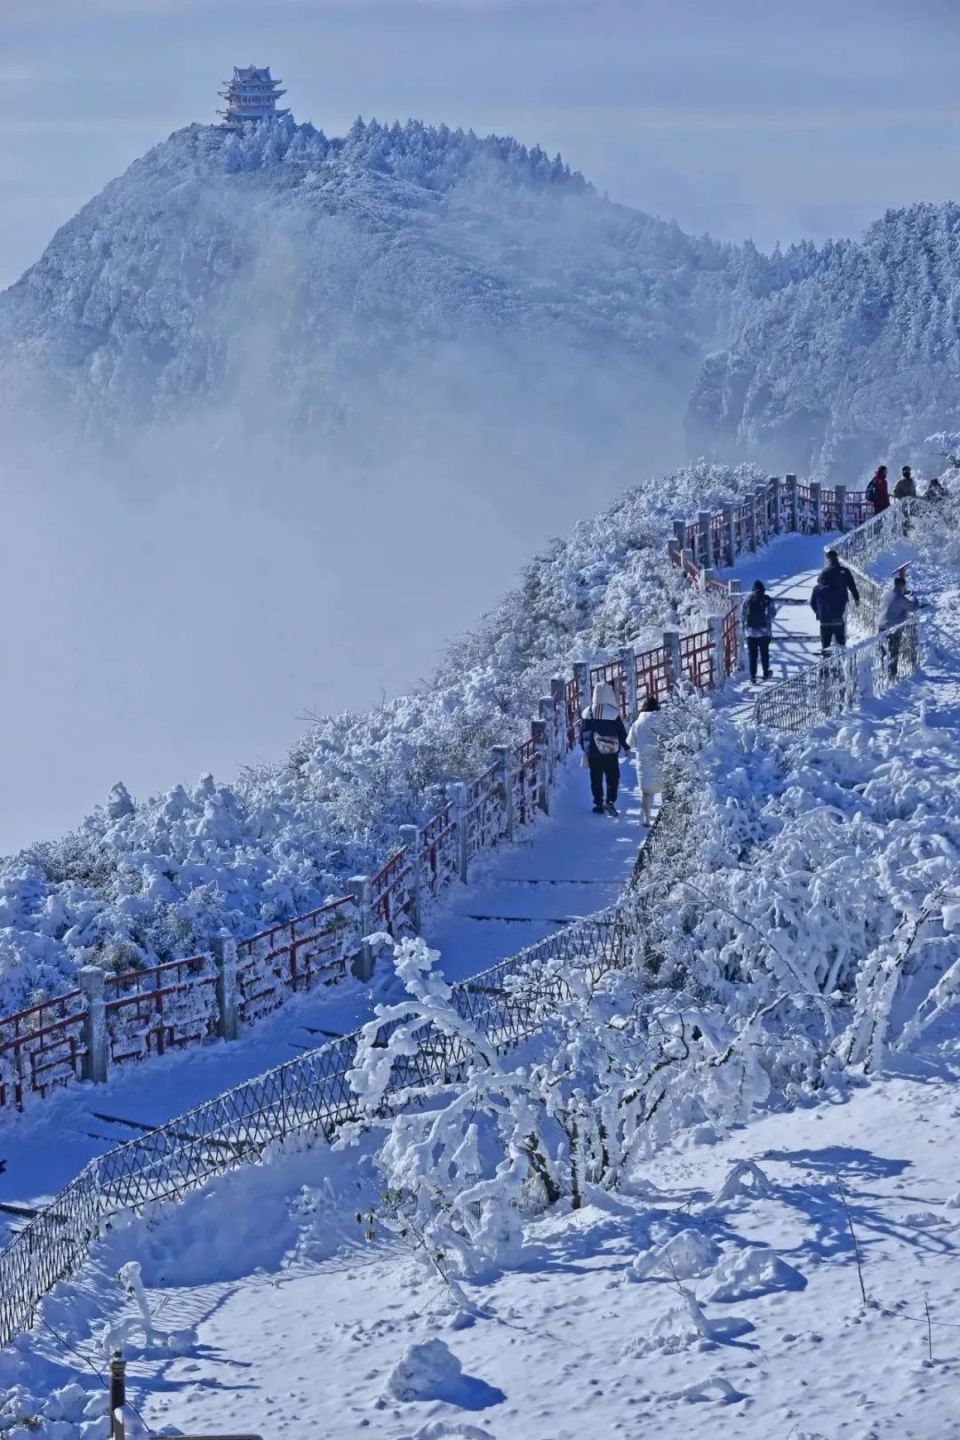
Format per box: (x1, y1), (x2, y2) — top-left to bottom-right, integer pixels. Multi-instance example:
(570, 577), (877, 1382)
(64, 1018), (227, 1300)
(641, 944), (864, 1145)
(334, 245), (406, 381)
(752, 620), (920, 732)
(752, 499), (923, 733)
(0, 748), (698, 1349)
(0, 513), (756, 1117)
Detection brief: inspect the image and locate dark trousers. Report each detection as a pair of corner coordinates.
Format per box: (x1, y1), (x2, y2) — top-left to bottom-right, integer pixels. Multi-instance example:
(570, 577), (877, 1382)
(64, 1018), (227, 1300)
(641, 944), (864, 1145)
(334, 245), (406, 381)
(589, 754), (619, 805)
(747, 636), (771, 680)
(820, 621), (846, 652)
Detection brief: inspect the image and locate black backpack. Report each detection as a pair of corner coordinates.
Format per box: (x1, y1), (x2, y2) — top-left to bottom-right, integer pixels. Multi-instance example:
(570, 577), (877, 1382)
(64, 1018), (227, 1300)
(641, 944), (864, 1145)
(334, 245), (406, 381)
(745, 594), (768, 629)
(866, 476), (878, 503)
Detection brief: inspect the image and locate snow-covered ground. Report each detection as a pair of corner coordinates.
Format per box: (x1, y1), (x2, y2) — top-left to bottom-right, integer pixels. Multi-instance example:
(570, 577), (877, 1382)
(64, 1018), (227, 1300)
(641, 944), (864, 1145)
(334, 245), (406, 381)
(3, 519), (959, 1439)
(0, 758), (645, 1246)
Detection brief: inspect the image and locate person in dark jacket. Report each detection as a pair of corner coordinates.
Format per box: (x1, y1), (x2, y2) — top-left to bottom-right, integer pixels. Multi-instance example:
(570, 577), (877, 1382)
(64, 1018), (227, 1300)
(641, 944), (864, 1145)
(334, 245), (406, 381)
(925, 475), (947, 502)
(866, 465), (890, 514)
(741, 579), (778, 683)
(580, 681), (631, 815)
(810, 548), (860, 652)
(894, 465), (917, 500)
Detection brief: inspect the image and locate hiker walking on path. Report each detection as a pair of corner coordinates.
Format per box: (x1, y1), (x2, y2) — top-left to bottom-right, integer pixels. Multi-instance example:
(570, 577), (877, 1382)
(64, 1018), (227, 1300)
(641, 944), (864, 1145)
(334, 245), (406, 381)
(581, 681), (631, 816)
(627, 695), (662, 826)
(741, 579), (778, 683)
(878, 573), (920, 678)
(867, 465), (890, 514)
(811, 548), (860, 653)
(894, 465), (918, 499)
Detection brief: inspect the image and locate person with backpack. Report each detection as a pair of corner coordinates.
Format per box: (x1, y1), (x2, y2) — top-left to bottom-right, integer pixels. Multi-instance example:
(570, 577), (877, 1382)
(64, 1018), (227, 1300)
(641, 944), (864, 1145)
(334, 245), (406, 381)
(741, 579), (778, 683)
(810, 548), (860, 652)
(580, 681), (631, 815)
(866, 465), (890, 514)
(626, 694), (662, 825)
(878, 573), (920, 678)
(894, 465), (918, 499)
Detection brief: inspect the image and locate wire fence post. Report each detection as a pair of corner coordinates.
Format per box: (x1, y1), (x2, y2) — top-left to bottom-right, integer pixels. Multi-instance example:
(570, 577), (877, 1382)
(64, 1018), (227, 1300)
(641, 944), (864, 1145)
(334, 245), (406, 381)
(398, 825), (422, 933)
(347, 876), (374, 981)
(109, 1351), (126, 1440)
(79, 967), (108, 1085)
(447, 781), (469, 884)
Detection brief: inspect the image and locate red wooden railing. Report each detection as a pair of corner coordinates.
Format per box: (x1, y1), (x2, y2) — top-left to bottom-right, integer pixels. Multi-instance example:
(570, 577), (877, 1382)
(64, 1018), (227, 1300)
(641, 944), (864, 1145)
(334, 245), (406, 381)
(0, 992), (86, 1110)
(235, 896), (357, 1025)
(104, 954), (216, 1062)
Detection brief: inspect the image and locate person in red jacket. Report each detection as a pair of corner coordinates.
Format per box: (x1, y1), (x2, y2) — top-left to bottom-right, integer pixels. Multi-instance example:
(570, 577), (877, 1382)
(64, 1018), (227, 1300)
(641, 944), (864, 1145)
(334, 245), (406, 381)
(866, 465), (890, 514)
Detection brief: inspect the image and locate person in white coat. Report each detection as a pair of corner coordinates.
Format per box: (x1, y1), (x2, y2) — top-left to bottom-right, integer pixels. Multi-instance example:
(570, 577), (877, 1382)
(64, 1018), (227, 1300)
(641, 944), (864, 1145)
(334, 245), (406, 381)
(626, 694), (662, 825)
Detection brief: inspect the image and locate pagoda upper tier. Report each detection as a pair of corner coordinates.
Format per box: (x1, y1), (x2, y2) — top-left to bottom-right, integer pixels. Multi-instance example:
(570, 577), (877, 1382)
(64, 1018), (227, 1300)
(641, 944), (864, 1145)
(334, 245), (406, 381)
(218, 66), (290, 125)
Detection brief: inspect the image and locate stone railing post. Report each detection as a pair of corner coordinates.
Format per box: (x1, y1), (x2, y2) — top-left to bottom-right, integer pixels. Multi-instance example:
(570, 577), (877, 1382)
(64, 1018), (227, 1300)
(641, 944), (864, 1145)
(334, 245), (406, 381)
(446, 782), (469, 884)
(210, 931), (239, 1041)
(834, 482), (847, 532)
(786, 473), (798, 532)
(573, 661), (591, 720)
(79, 966), (108, 1084)
(708, 615), (725, 688)
(663, 629), (682, 692)
(550, 677), (567, 756)
(680, 546), (696, 574)
(347, 875), (374, 981)
(667, 536), (681, 567)
(810, 480), (823, 532)
(538, 697), (557, 782)
(754, 486), (768, 545)
(672, 517), (686, 547)
(769, 476), (782, 534)
(698, 509), (714, 567)
(398, 825), (422, 932)
(492, 744), (514, 842)
(728, 578), (744, 674)
(619, 647), (638, 720)
(723, 502), (737, 564)
(747, 491), (758, 550)
(531, 718), (550, 813)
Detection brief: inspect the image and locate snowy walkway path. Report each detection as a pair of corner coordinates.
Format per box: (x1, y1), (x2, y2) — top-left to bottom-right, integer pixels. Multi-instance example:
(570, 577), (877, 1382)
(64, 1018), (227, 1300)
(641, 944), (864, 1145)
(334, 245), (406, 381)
(0, 532), (843, 1242)
(0, 758), (647, 1240)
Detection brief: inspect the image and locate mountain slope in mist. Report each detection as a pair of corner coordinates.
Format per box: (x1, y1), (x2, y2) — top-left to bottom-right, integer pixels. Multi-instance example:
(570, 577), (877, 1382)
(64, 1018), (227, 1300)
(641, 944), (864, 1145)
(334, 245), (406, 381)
(0, 115), (766, 454)
(687, 204), (960, 479)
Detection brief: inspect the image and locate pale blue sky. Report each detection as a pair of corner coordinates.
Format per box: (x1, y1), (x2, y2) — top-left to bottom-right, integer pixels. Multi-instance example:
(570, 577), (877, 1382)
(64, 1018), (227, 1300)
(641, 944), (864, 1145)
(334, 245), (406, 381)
(5, 0), (960, 286)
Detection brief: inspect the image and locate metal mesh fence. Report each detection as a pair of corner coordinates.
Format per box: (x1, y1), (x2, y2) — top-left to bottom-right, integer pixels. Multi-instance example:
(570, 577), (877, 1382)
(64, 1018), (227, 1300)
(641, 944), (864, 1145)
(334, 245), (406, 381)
(753, 621), (920, 732)
(0, 762), (699, 1347)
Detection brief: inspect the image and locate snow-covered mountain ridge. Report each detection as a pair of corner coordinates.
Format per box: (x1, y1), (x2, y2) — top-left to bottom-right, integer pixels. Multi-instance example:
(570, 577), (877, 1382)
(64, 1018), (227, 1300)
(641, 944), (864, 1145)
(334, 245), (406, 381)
(0, 115), (793, 446)
(688, 203), (960, 478)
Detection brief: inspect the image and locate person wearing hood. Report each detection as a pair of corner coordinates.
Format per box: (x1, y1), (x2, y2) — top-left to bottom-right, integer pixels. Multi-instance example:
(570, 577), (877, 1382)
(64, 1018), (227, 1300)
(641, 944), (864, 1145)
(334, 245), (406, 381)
(811, 548), (860, 652)
(741, 579), (778, 683)
(580, 681), (631, 815)
(626, 694), (662, 825)
(925, 475), (947, 502)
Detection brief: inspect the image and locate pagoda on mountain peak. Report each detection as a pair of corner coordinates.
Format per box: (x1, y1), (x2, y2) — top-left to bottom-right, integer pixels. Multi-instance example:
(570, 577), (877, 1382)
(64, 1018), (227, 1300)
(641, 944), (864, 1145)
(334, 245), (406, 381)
(218, 66), (290, 126)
